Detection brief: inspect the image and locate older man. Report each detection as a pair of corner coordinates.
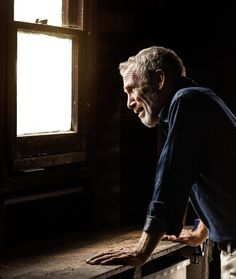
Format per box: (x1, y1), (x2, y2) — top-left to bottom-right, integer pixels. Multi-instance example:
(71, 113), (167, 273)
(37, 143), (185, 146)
(87, 46), (236, 279)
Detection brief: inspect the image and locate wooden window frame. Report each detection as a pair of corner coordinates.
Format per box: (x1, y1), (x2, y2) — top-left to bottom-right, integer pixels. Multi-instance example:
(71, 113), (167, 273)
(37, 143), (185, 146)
(7, 0), (88, 172)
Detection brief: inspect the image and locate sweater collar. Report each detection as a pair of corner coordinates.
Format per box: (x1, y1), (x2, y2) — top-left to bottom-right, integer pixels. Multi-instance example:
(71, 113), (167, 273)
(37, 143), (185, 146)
(158, 77), (198, 127)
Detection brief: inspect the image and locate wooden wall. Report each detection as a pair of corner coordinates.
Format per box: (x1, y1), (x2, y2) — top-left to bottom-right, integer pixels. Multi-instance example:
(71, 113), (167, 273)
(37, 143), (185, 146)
(0, 0), (236, 249)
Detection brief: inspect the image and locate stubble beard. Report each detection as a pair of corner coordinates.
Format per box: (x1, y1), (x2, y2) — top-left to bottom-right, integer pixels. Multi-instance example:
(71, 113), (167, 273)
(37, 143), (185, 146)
(139, 90), (159, 128)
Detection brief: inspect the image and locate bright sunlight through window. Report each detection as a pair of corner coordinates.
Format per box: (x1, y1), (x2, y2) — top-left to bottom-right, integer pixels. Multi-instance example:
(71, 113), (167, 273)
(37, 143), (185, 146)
(17, 31), (72, 136)
(14, 0), (62, 26)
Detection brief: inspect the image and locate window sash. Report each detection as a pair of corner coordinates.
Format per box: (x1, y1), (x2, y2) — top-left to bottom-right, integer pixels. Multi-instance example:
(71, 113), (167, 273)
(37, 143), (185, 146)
(7, 21), (87, 170)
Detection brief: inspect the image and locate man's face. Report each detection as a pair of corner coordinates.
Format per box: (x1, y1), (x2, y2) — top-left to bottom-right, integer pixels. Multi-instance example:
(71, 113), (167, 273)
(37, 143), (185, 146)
(122, 68), (160, 128)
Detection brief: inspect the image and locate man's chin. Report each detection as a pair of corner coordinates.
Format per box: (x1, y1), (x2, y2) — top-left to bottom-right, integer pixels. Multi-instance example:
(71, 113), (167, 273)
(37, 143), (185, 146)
(140, 118), (158, 128)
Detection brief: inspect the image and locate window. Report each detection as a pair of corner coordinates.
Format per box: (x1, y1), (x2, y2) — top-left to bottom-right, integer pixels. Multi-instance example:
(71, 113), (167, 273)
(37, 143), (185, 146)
(7, 0), (88, 171)
(17, 31), (73, 136)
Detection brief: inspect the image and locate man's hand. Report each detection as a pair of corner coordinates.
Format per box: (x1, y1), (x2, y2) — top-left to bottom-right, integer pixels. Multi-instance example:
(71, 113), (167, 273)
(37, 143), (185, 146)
(162, 220), (208, 247)
(86, 230), (165, 267)
(86, 247), (144, 266)
(162, 229), (200, 247)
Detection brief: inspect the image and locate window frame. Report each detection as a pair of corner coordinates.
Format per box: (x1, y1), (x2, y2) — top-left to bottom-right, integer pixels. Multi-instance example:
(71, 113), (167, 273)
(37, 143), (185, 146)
(7, 0), (88, 172)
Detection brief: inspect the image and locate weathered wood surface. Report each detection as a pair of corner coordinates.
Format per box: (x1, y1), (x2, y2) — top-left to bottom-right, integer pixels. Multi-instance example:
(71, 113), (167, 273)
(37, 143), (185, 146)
(0, 228), (186, 279)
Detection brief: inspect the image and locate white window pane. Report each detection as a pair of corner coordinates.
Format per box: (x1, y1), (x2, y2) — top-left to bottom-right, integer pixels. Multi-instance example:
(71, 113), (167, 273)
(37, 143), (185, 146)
(17, 31), (72, 136)
(14, 0), (62, 26)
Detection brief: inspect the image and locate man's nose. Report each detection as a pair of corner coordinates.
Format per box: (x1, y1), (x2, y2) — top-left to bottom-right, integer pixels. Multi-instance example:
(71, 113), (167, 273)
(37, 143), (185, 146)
(127, 95), (136, 109)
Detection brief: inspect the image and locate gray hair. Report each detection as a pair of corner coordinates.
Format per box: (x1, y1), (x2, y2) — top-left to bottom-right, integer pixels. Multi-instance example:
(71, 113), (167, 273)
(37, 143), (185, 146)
(119, 46), (186, 86)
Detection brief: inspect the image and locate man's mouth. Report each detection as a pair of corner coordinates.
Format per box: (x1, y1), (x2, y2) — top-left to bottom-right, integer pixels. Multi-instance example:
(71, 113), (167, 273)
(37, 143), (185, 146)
(135, 108), (144, 118)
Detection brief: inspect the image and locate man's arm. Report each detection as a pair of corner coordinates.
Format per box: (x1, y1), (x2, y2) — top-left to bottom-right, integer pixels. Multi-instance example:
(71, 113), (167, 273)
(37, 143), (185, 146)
(86, 230), (165, 266)
(136, 230), (165, 264)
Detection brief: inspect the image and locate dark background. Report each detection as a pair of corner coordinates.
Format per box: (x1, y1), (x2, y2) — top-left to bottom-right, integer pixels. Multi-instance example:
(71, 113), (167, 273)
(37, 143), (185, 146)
(0, 3), (234, 278)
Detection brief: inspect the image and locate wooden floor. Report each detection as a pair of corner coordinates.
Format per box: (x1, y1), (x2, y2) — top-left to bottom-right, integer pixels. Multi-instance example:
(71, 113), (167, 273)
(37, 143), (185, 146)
(0, 227), (186, 279)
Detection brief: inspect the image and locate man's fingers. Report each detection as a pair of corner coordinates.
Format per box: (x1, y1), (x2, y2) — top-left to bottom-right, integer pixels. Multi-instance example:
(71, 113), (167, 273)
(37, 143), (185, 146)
(89, 254), (116, 265)
(86, 248), (139, 266)
(86, 249), (126, 265)
(86, 253), (113, 264)
(100, 250), (137, 265)
(86, 249), (122, 263)
(162, 234), (177, 241)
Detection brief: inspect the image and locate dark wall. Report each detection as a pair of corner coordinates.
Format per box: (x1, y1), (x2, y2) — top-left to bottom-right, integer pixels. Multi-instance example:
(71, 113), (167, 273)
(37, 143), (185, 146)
(97, 0), (236, 113)
(2, 0), (236, 249)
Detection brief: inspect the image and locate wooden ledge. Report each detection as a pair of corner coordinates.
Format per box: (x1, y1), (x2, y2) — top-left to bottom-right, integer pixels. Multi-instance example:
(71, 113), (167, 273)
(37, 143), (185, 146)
(0, 228), (186, 279)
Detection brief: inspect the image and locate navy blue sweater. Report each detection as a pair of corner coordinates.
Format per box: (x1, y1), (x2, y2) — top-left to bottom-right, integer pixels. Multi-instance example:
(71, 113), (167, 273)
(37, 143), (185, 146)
(143, 79), (236, 243)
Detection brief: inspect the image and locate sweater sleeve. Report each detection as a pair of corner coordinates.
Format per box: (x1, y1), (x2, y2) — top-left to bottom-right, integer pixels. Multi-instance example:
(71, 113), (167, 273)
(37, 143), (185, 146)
(143, 90), (206, 236)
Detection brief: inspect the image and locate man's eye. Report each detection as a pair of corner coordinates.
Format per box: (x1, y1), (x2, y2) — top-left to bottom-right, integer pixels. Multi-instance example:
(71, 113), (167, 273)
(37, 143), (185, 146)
(126, 86), (133, 93)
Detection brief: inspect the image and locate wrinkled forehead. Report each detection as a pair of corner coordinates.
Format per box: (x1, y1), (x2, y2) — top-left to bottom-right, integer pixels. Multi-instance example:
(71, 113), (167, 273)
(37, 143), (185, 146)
(122, 65), (137, 87)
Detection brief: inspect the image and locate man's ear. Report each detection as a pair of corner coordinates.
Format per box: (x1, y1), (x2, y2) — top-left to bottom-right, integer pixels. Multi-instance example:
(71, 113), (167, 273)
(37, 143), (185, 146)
(155, 69), (165, 90)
